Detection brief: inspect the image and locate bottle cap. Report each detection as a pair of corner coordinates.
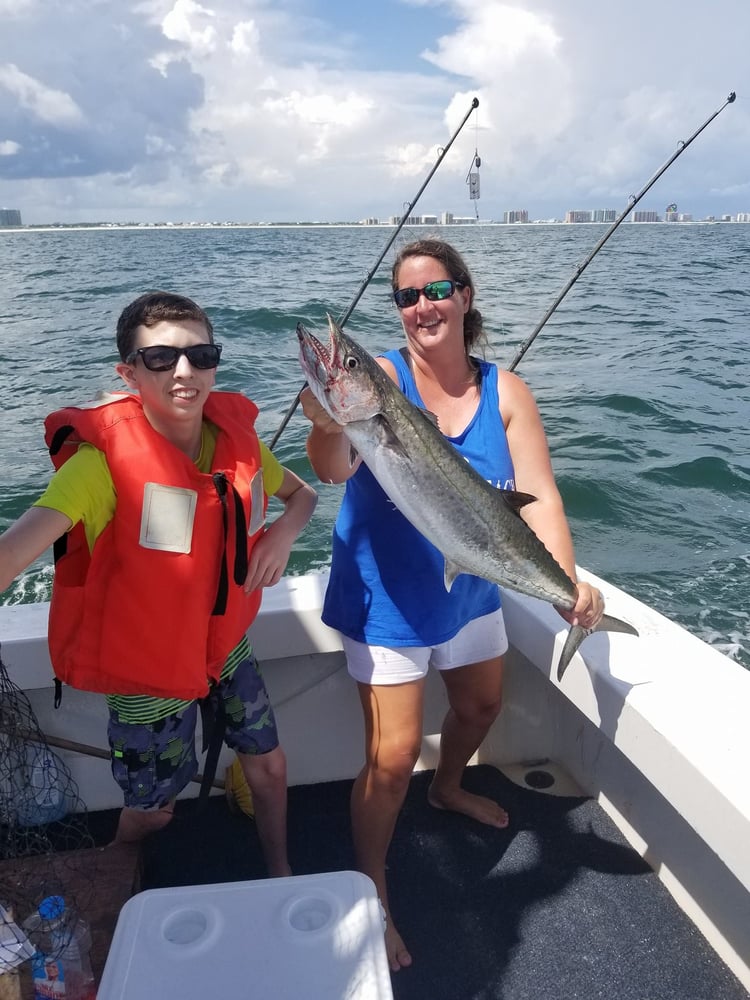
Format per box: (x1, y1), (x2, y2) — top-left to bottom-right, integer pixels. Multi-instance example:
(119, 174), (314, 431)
(38, 895), (66, 921)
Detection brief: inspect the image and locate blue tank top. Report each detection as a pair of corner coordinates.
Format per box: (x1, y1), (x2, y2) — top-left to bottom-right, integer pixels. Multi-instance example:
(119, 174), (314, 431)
(322, 351), (516, 646)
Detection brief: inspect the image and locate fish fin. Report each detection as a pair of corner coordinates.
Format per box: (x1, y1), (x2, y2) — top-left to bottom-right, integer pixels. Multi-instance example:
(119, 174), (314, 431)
(557, 625), (590, 680)
(499, 489), (538, 515)
(348, 444), (359, 468)
(557, 613), (639, 680)
(444, 559), (464, 592)
(378, 416), (412, 459)
(596, 613), (639, 639)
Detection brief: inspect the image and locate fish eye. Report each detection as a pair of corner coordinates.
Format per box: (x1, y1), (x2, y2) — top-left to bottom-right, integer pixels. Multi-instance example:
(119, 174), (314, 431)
(344, 354), (359, 370)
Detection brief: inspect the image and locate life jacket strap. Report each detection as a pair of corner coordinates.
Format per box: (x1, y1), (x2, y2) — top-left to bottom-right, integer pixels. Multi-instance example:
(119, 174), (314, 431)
(211, 474), (230, 615)
(211, 473), (250, 614)
(198, 684), (226, 802)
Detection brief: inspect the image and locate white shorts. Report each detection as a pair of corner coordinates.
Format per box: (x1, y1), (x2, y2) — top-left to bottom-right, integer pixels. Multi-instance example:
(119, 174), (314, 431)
(342, 608), (509, 686)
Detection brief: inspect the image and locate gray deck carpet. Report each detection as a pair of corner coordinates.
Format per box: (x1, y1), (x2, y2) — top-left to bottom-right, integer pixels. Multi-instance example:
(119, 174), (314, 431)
(128, 764), (747, 1000)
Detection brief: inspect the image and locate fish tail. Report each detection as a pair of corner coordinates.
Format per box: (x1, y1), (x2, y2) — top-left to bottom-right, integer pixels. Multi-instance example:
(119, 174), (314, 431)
(556, 613), (639, 680)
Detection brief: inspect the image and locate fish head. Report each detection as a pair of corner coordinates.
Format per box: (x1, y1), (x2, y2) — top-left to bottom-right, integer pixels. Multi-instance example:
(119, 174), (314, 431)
(297, 314), (386, 425)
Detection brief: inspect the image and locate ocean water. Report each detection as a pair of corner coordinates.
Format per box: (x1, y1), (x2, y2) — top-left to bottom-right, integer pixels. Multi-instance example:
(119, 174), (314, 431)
(0, 222), (748, 668)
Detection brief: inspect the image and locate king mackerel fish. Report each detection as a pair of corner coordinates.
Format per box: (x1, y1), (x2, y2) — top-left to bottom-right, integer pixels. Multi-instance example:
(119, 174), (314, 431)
(297, 315), (638, 679)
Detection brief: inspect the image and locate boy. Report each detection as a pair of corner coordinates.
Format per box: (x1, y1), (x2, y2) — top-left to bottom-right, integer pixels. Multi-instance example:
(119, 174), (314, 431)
(0, 292), (317, 875)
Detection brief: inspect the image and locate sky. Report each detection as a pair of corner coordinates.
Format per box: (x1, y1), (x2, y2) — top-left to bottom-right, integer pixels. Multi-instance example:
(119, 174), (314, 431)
(0, 0), (748, 225)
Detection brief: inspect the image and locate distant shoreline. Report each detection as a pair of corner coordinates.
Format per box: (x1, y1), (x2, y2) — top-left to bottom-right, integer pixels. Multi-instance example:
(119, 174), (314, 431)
(1, 219), (747, 234)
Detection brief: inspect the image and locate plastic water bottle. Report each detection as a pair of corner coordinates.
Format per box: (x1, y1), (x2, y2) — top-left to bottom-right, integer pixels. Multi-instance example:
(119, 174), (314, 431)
(15, 745), (70, 827)
(25, 896), (96, 1000)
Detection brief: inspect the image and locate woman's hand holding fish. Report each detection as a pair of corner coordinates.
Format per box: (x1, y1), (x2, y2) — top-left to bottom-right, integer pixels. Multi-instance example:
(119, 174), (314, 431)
(559, 582), (604, 630)
(300, 387), (343, 435)
(300, 386), (360, 485)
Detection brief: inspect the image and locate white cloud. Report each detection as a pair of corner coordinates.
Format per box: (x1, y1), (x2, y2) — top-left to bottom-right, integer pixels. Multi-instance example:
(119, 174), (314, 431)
(162, 0), (217, 55)
(229, 20), (258, 55)
(387, 141), (438, 179)
(422, 3), (561, 75)
(0, 64), (86, 127)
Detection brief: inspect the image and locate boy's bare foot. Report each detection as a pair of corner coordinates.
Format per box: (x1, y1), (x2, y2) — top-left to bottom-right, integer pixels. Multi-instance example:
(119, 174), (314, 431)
(384, 918), (412, 972)
(428, 785), (509, 828)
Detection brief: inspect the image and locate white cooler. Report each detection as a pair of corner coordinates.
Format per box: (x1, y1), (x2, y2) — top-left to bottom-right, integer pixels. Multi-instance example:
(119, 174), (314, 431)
(98, 870), (393, 999)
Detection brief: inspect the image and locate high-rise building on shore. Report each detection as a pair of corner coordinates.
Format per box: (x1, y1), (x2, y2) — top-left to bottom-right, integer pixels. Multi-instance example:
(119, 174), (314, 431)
(0, 208), (22, 226)
(565, 210), (592, 223)
(565, 209), (617, 223)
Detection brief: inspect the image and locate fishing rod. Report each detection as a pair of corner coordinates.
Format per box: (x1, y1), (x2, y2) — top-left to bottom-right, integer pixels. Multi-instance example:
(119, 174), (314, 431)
(269, 96), (480, 450)
(507, 90), (737, 373)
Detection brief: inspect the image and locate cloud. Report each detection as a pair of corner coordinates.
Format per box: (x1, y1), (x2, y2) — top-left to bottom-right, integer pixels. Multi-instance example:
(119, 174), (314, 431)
(0, 64), (85, 127)
(0, 0), (34, 12)
(0, 3), (205, 183)
(162, 0), (218, 55)
(422, 2), (561, 75)
(0, 0), (746, 223)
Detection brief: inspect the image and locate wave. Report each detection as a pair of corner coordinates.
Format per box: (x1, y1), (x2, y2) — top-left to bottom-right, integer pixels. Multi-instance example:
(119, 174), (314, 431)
(641, 455), (749, 491)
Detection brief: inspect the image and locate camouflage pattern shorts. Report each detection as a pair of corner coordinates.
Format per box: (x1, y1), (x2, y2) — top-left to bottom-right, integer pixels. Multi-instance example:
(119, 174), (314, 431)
(107, 651), (279, 810)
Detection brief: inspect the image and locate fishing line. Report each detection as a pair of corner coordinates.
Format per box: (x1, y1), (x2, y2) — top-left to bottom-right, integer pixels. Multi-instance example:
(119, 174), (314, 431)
(269, 96), (480, 450)
(506, 90), (737, 373)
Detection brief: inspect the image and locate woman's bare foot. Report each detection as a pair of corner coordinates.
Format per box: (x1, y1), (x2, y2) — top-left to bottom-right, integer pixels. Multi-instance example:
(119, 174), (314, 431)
(268, 864), (293, 877)
(384, 916), (412, 972)
(428, 784), (509, 828)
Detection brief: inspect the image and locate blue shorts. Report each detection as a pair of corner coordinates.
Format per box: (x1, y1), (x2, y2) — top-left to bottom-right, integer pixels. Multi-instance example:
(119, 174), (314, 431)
(107, 651), (279, 810)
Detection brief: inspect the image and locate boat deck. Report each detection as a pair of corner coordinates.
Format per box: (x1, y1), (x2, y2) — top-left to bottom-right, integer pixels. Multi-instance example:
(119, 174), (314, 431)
(81, 763), (747, 1000)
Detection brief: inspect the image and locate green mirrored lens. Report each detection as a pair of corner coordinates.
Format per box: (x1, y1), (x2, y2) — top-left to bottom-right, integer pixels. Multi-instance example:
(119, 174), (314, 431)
(424, 281), (454, 300)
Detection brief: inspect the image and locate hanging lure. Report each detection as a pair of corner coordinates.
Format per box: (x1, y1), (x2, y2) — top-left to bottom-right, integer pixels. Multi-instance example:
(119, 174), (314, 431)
(467, 152), (481, 202)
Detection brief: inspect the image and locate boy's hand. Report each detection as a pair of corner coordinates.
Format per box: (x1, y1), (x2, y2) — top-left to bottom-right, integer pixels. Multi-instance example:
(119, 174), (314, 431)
(242, 473), (317, 592)
(243, 522), (294, 592)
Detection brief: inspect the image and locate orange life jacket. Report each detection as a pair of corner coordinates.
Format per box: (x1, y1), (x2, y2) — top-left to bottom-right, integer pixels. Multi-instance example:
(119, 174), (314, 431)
(44, 392), (267, 699)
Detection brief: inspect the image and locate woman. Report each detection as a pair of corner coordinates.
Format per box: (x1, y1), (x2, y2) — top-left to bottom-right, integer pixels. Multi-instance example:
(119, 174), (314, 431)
(301, 239), (604, 971)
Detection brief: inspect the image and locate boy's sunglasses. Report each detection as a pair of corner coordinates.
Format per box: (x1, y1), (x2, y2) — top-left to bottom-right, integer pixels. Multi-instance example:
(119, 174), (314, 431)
(393, 279), (464, 310)
(126, 343), (223, 372)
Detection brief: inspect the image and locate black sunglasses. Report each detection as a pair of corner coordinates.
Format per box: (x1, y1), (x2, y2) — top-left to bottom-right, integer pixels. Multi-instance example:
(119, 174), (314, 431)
(126, 343), (223, 372)
(393, 279), (465, 310)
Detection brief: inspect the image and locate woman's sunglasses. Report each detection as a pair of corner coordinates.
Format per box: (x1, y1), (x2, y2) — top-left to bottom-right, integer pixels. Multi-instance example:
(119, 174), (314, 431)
(126, 343), (223, 372)
(393, 279), (464, 310)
